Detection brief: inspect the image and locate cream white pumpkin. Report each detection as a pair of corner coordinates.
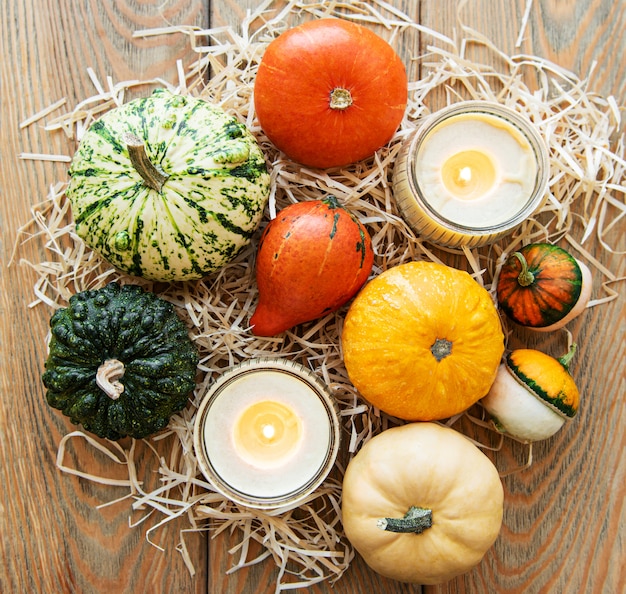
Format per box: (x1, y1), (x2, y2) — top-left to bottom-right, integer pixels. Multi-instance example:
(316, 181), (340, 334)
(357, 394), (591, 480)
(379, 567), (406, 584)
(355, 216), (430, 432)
(341, 422), (504, 584)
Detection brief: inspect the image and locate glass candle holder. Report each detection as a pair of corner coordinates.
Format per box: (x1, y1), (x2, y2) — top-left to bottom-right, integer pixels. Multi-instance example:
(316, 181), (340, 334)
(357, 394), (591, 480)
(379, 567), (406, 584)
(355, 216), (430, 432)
(193, 358), (340, 509)
(392, 101), (550, 248)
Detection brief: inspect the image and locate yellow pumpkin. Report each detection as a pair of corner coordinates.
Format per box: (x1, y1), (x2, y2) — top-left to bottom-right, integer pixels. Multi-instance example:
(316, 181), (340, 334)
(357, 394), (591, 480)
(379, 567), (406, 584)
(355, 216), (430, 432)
(342, 422), (504, 584)
(342, 261), (504, 420)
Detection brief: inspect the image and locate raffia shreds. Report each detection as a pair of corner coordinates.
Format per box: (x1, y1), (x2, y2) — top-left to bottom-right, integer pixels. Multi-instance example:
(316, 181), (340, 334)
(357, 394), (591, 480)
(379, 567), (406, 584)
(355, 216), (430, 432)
(19, 97), (68, 129)
(13, 0), (625, 590)
(56, 431), (141, 488)
(18, 152), (72, 163)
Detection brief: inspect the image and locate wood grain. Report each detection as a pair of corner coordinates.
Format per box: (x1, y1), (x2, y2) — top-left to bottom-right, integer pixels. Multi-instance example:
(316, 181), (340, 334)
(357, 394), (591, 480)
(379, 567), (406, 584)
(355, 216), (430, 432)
(1, 1), (208, 593)
(419, 0), (626, 101)
(1, 0), (623, 593)
(416, 5), (626, 592)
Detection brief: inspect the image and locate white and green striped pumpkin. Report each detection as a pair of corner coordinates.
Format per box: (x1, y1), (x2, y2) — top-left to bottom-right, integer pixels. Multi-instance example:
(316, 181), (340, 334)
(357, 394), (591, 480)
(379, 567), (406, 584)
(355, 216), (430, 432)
(67, 89), (270, 281)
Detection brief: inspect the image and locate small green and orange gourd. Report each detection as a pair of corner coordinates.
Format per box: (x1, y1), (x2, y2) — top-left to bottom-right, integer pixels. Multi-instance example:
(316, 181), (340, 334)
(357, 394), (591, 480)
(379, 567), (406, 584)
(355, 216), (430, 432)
(497, 243), (592, 331)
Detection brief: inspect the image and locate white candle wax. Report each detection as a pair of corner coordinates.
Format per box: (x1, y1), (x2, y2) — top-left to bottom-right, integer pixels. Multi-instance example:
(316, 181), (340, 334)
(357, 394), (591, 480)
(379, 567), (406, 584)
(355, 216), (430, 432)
(194, 359), (339, 508)
(414, 112), (537, 227)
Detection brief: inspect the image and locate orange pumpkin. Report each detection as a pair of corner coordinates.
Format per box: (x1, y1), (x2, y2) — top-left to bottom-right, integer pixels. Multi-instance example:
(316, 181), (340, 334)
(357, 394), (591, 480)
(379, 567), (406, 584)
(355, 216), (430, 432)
(254, 18), (408, 169)
(342, 262), (505, 421)
(250, 196), (374, 336)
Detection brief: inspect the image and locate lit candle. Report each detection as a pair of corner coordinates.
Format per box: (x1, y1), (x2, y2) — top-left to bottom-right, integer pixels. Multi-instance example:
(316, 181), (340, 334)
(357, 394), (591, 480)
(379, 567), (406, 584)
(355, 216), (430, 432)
(233, 399), (304, 469)
(393, 102), (549, 248)
(193, 358), (340, 509)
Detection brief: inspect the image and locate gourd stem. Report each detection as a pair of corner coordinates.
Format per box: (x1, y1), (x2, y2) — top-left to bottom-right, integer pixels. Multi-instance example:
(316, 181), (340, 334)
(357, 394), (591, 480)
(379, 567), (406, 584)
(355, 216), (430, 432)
(329, 88), (353, 110)
(431, 338), (452, 362)
(558, 343), (577, 369)
(96, 359), (125, 400)
(513, 252), (535, 287)
(377, 506), (433, 534)
(322, 195), (342, 209)
(124, 132), (169, 192)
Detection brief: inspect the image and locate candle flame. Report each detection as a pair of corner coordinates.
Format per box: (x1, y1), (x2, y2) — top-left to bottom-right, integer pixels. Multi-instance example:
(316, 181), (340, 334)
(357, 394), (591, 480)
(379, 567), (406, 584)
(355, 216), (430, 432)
(262, 423), (276, 440)
(458, 166), (472, 185)
(233, 400), (304, 468)
(440, 150), (497, 200)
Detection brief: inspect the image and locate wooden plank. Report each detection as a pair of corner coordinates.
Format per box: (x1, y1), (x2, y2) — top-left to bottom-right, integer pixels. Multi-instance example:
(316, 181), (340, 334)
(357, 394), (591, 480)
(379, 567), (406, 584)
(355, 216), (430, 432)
(1, 1), (209, 592)
(201, 5), (424, 591)
(418, 0), (625, 100)
(416, 1), (626, 593)
(205, 1), (624, 593)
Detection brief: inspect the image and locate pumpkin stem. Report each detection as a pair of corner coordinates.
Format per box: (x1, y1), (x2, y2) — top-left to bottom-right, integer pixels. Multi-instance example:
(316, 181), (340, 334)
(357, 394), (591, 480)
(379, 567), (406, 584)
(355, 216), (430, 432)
(512, 251), (535, 287)
(431, 338), (452, 362)
(322, 195), (342, 209)
(558, 343), (577, 370)
(329, 87), (353, 110)
(124, 132), (169, 192)
(96, 358), (125, 400)
(377, 506), (433, 534)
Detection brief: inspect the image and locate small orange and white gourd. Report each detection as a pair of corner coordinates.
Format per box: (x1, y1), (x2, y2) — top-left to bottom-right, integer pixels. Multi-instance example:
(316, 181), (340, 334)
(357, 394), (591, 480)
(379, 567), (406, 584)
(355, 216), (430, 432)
(481, 345), (580, 442)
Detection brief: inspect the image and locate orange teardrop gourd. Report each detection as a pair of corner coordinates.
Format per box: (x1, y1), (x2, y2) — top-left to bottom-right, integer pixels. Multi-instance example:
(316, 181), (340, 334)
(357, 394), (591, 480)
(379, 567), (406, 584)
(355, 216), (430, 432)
(250, 197), (374, 336)
(254, 18), (408, 169)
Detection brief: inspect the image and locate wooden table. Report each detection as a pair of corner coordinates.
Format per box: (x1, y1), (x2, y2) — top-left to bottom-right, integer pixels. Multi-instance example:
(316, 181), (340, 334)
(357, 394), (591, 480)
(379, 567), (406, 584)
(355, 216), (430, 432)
(2, 1), (624, 592)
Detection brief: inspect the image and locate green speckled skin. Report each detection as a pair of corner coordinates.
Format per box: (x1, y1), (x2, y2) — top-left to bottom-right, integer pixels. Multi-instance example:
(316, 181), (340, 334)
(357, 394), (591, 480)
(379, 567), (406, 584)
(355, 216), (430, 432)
(67, 89), (270, 281)
(42, 282), (199, 440)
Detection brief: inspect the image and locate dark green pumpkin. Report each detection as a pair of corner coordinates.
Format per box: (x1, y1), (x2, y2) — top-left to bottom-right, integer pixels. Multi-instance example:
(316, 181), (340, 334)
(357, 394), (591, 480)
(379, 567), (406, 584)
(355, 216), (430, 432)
(496, 243), (585, 329)
(42, 282), (198, 440)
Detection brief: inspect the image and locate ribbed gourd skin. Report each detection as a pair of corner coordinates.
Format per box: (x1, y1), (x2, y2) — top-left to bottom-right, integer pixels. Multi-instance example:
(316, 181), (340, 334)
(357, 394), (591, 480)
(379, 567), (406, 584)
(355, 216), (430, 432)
(42, 282), (199, 440)
(497, 243), (583, 328)
(342, 261), (505, 421)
